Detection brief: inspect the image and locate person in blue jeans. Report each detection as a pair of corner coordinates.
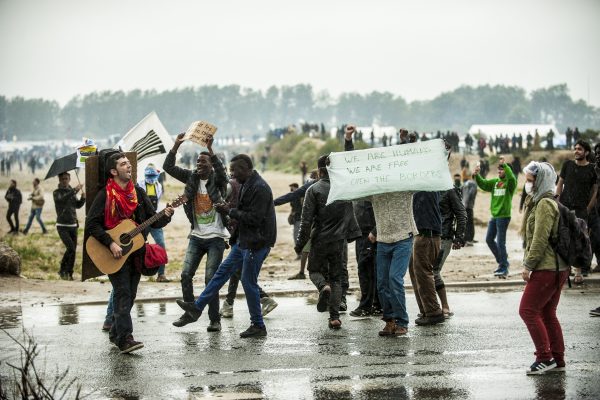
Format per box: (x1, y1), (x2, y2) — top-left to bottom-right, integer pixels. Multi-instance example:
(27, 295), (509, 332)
(474, 156), (517, 277)
(177, 154), (277, 338)
(163, 134), (230, 332)
(22, 178), (47, 234)
(137, 164), (170, 282)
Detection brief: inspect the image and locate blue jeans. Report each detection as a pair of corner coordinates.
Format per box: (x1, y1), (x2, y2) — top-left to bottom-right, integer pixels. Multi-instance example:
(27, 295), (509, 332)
(149, 227), (166, 275)
(194, 244), (270, 327)
(486, 217), (511, 269)
(376, 236), (414, 328)
(181, 236), (226, 322)
(24, 208), (46, 233)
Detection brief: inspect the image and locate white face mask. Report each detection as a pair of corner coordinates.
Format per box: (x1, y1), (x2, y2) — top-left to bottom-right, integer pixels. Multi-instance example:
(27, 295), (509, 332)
(525, 181), (534, 195)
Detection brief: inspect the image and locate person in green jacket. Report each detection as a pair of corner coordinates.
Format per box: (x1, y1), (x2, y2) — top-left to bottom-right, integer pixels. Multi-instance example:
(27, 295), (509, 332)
(473, 156), (517, 277)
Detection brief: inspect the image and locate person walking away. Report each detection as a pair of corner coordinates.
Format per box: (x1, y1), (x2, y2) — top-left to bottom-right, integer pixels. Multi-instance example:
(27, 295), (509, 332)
(137, 164), (170, 282)
(176, 154), (277, 338)
(5, 179), (22, 234)
(462, 172), (478, 245)
(474, 156), (517, 277)
(345, 125), (416, 336)
(555, 140), (597, 283)
(86, 152), (174, 353)
(294, 154), (360, 329)
(434, 174), (467, 318)
(163, 135), (229, 331)
(22, 178), (47, 234)
(519, 161), (569, 374)
(53, 172), (85, 280)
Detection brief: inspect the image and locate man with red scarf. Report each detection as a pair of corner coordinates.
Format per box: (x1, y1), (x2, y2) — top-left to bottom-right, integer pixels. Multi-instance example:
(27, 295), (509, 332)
(86, 153), (174, 354)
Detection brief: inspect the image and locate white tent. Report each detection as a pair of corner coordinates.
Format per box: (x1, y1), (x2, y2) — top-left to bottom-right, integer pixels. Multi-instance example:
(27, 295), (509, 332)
(468, 124), (565, 146)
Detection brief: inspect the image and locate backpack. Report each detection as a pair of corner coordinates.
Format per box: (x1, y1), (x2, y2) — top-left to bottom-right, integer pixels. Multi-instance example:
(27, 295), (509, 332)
(550, 199), (592, 269)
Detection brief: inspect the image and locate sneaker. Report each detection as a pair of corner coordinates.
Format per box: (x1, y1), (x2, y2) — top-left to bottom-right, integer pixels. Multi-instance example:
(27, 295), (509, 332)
(394, 326), (408, 335)
(260, 297), (278, 316)
(328, 319), (342, 330)
(207, 320), (221, 332)
(172, 311), (200, 327)
(288, 272), (306, 280)
(551, 362), (566, 372)
(493, 266), (502, 274)
(443, 311), (454, 319)
(378, 320), (397, 336)
(339, 300), (347, 312)
(220, 300), (234, 318)
(317, 285), (331, 312)
(494, 268), (509, 277)
(119, 337), (144, 354)
(349, 308), (371, 317)
(590, 307), (600, 317)
(176, 300), (202, 320)
(239, 324), (267, 338)
(526, 359), (557, 375)
(156, 275), (170, 283)
(102, 321), (113, 331)
(415, 314), (445, 326)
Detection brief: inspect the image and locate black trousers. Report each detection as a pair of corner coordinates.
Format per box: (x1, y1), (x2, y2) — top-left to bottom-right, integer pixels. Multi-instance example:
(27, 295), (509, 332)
(57, 226), (78, 276)
(465, 208), (475, 242)
(108, 261), (141, 346)
(6, 206), (19, 232)
(355, 234), (380, 310)
(308, 239), (345, 320)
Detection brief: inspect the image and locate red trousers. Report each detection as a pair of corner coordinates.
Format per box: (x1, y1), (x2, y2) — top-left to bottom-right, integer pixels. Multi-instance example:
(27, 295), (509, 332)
(518, 270), (569, 363)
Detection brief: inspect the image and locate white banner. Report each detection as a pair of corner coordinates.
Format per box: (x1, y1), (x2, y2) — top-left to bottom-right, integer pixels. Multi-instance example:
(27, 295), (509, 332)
(326, 139), (453, 204)
(116, 111), (175, 181)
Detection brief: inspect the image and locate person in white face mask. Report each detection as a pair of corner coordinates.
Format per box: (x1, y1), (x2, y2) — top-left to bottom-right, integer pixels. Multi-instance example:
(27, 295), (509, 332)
(518, 161), (569, 375)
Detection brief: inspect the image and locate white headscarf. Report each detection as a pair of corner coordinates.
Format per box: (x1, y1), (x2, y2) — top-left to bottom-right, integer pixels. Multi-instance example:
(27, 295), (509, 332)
(523, 161), (557, 203)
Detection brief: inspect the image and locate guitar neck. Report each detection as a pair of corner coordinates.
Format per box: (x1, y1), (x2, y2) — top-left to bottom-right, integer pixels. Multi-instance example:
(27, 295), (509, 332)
(128, 210), (166, 237)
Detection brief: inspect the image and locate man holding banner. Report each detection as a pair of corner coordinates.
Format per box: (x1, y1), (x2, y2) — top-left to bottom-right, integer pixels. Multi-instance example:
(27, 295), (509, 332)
(333, 126), (452, 335)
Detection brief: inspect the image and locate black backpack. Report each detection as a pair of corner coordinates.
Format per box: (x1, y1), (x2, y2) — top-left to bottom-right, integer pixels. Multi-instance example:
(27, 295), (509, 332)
(550, 199), (592, 269)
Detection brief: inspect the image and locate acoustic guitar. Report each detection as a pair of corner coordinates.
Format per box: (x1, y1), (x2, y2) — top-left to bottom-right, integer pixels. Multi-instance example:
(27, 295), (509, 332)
(86, 194), (188, 275)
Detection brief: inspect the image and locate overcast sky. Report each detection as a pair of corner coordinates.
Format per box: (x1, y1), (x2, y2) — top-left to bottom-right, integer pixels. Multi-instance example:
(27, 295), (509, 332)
(1, 0), (599, 107)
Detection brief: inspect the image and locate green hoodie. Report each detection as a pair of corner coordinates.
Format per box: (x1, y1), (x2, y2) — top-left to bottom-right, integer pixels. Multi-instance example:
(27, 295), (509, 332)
(475, 163), (517, 218)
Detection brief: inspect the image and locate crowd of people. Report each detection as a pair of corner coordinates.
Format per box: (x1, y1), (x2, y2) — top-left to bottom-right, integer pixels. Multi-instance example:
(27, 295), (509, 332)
(3, 125), (599, 375)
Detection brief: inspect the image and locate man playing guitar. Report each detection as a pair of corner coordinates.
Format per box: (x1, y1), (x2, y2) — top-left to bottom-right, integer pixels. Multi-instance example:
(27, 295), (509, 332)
(86, 152), (174, 354)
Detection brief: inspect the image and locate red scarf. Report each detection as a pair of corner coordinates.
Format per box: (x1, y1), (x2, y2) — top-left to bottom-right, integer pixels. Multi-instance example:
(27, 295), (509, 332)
(104, 178), (138, 229)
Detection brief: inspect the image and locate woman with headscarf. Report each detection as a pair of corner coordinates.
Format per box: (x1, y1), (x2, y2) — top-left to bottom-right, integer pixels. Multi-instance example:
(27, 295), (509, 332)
(518, 161), (569, 374)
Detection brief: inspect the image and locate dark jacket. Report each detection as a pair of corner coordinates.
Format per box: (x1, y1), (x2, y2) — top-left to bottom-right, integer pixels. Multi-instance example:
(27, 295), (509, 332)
(413, 191), (442, 235)
(440, 187), (467, 242)
(344, 138), (377, 236)
(353, 200), (376, 234)
(296, 177), (360, 251)
(5, 187), (22, 210)
(228, 171), (277, 250)
(163, 150), (228, 230)
(85, 185), (171, 249)
(53, 186), (86, 226)
(273, 179), (315, 206)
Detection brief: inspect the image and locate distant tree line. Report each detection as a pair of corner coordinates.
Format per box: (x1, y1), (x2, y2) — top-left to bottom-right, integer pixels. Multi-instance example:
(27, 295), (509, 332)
(1, 83), (599, 141)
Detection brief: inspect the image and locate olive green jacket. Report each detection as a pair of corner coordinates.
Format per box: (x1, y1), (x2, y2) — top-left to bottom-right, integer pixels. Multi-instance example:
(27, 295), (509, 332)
(523, 196), (568, 271)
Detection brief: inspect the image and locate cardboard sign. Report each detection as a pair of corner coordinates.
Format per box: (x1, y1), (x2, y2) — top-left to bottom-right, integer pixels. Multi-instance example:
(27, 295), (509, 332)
(183, 120), (218, 146)
(326, 139), (452, 204)
(76, 138), (97, 168)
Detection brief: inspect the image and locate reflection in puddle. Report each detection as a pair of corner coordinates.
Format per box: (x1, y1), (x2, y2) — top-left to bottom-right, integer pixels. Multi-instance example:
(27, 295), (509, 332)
(190, 382), (264, 399)
(0, 307), (22, 329)
(58, 304), (79, 325)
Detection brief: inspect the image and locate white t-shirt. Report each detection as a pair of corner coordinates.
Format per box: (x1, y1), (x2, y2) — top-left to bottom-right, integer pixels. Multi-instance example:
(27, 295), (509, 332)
(190, 179), (230, 240)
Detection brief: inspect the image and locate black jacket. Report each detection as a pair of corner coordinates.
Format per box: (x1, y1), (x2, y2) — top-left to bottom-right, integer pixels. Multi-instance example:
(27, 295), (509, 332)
(296, 177), (360, 252)
(228, 171), (277, 250)
(5, 187), (22, 210)
(440, 187), (467, 242)
(85, 185), (171, 249)
(344, 138), (377, 236)
(163, 150), (228, 230)
(53, 186), (86, 226)
(413, 191), (442, 235)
